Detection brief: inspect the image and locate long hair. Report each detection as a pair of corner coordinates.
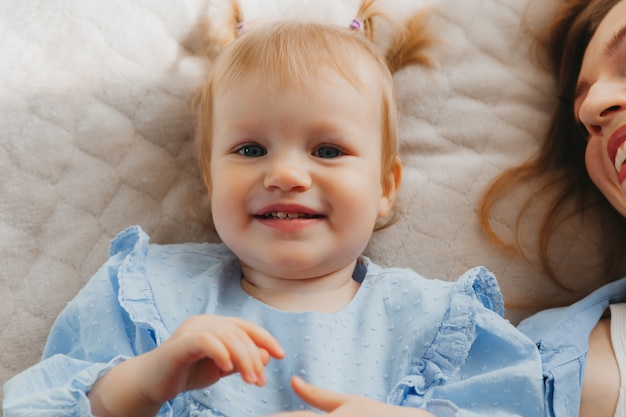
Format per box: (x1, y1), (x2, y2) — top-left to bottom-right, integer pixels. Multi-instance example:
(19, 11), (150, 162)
(194, 0), (434, 231)
(479, 0), (626, 287)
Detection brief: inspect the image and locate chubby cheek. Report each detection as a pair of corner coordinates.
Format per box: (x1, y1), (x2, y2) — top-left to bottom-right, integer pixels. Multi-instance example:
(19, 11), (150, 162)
(338, 175), (384, 228)
(209, 168), (248, 236)
(209, 187), (231, 238)
(585, 136), (607, 185)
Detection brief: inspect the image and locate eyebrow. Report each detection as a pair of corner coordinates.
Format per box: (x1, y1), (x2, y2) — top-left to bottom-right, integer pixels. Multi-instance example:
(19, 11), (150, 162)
(604, 24), (626, 57)
(574, 25), (626, 102)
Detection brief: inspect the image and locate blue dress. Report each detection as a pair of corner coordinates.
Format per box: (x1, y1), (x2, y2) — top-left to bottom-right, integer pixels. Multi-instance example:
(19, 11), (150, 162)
(3, 226), (545, 416)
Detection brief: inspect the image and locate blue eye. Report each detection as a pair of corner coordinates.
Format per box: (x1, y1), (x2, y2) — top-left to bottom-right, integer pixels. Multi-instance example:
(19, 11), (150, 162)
(237, 144), (266, 157)
(313, 146), (342, 159)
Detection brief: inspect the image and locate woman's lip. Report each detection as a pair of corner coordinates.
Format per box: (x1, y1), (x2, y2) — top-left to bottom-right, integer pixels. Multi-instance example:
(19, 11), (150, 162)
(607, 125), (626, 169)
(619, 167), (626, 184)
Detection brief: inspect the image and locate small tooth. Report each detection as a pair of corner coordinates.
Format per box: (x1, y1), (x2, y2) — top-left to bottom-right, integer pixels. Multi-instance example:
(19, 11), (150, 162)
(616, 146), (626, 172)
(262, 211), (315, 219)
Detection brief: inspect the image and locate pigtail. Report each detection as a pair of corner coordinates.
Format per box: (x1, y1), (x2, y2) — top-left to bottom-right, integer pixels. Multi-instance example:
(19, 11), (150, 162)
(353, 0), (387, 41)
(385, 9), (436, 74)
(230, 0), (245, 38)
(351, 0), (436, 73)
(194, 0), (246, 61)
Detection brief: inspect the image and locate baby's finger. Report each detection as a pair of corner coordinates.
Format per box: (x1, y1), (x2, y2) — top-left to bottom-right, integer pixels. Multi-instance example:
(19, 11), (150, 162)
(258, 347), (271, 365)
(193, 331), (264, 386)
(264, 412), (318, 417)
(230, 318), (286, 359)
(221, 327), (274, 385)
(290, 376), (349, 412)
(193, 332), (234, 373)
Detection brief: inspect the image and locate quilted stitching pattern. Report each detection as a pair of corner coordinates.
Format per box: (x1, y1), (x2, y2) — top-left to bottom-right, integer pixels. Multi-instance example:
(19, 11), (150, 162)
(0, 0), (220, 399)
(0, 0), (614, 404)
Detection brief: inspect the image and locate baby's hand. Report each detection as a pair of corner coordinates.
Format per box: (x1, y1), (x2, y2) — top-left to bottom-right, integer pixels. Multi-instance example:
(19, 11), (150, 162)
(265, 377), (435, 417)
(89, 315), (284, 417)
(141, 315), (285, 402)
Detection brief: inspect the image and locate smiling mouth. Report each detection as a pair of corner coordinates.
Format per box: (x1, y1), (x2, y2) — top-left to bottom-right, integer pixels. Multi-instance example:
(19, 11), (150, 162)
(257, 211), (324, 220)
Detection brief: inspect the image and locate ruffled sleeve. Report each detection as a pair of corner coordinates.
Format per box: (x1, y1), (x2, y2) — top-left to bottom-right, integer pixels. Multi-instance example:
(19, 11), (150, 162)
(114, 226), (171, 347)
(3, 226), (174, 416)
(389, 267), (544, 416)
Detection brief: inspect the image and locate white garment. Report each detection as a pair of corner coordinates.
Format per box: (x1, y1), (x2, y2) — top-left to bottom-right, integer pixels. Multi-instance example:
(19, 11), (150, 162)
(609, 303), (626, 417)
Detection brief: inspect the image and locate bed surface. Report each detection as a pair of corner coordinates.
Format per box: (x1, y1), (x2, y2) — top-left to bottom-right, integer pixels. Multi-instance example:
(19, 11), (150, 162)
(0, 0), (613, 403)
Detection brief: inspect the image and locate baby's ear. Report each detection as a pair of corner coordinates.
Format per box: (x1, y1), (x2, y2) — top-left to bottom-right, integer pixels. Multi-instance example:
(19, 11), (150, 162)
(378, 157), (402, 218)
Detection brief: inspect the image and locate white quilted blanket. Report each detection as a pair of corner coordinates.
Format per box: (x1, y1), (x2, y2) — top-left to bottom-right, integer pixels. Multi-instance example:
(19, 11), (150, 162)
(0, 0), (612, 403)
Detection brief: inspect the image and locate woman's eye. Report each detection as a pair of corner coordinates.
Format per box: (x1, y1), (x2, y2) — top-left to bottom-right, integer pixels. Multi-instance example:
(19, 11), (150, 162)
(313, 146), (342, 159)
(236, 144), (266, 157)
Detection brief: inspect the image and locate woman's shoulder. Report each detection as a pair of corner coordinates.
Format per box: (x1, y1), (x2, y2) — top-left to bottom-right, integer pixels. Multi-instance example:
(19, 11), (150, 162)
(519, 277), (626, 337)
(518, 276), (626, 366)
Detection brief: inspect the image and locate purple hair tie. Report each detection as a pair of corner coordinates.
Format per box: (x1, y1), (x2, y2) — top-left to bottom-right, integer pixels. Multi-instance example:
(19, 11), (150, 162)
(350, 18), (362, 31)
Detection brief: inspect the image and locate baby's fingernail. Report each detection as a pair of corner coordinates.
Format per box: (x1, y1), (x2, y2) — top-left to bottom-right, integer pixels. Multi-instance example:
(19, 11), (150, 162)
(221, 360), (234, 372)
(291, 375), (307, 386)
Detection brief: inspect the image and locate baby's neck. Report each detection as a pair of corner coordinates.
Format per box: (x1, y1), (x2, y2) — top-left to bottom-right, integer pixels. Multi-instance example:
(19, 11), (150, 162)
(239, 266), (361, 314)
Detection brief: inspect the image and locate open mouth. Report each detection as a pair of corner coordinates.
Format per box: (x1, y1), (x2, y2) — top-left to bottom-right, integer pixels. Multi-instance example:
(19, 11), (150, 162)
(257, 211), (324, 220)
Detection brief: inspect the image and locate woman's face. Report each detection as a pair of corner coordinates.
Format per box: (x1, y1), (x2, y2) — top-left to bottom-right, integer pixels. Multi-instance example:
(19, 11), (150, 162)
(575, 0), (626, 217)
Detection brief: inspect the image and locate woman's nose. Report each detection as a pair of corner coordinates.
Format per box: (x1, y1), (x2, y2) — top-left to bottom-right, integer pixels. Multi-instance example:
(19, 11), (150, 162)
(579, 80), (626, 136)
(263, 154), (312, 192)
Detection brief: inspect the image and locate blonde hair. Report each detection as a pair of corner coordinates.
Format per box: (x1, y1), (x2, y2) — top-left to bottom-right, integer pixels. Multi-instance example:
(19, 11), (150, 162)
(479, 0), (626, 287)
(195, 0), (434, 231)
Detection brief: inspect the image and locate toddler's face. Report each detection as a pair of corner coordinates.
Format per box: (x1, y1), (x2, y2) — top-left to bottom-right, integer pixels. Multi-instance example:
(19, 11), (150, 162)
(209, 59), (395, 281)
(576, 0), (626, 216)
